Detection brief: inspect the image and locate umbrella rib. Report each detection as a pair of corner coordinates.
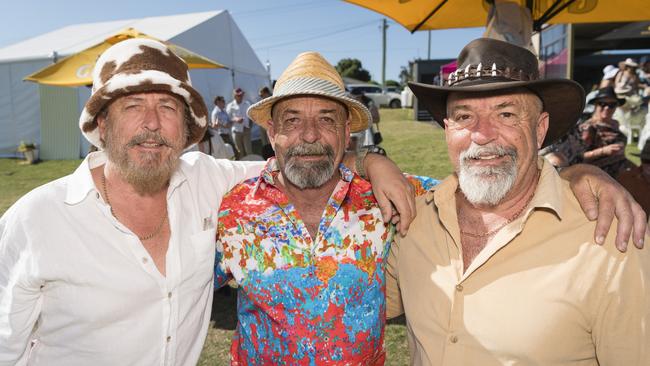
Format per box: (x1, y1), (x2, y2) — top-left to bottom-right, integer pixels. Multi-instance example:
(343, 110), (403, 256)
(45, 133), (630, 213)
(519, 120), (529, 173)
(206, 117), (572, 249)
(412, 0), (450, 33)
(533, 0), (578, 31)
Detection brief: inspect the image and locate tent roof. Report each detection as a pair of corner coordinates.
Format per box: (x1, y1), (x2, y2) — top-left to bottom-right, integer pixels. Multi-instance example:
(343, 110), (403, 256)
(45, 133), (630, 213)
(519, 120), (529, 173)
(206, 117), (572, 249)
(0, 10), (222, 63)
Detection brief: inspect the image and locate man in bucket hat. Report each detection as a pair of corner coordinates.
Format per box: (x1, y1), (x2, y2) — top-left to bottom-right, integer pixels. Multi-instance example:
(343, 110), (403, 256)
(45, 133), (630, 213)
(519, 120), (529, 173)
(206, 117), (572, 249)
(0, 39), (416, 366)
(386, 38), (649, 365)
(214, 51), (643, 365)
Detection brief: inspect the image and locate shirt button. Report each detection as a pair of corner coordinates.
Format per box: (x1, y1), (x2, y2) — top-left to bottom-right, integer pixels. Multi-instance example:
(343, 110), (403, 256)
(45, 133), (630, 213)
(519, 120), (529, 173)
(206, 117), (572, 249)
(142, 258), (148, 264)
(168, 292), (172, 298)
(450, 335), (458, 343)
(166, 336), (171, 342)
(95, 192), (100, 199)
(455, 284), (464, 292)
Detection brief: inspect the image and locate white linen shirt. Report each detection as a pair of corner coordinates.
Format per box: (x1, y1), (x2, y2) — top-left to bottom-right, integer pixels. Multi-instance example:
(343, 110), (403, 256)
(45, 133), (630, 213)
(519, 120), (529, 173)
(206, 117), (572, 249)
(0, 151), (264, 366)
(225, 100), (251, 133)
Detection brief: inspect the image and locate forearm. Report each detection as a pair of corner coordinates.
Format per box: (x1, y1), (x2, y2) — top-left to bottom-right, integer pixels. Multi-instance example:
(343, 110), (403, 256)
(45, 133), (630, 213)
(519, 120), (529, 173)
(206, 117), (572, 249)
(583, 148), (603, 161)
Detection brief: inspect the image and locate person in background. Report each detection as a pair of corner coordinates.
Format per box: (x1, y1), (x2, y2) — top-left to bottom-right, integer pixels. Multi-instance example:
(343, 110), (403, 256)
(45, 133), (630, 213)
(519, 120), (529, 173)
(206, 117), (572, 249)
(638, 56), (650, 97)
(227, 88), (252, 158)
(580, 86), (635, 178)
(212, 96), (235, 151)
(599, 64), (619, 89)
(541, 67), (622, 168)
(614, 58), (640, 96)
(250, 86), (272, 155)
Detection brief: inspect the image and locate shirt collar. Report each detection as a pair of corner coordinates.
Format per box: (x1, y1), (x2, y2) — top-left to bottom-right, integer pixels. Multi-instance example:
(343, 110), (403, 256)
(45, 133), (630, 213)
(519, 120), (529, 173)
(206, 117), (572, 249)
(64, 150), (188, 205)
(64, 151), (105, 205)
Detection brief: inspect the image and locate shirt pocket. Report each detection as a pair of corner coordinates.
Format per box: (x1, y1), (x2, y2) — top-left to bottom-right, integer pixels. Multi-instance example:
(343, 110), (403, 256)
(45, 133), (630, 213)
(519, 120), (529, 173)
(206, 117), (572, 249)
(189, 228), (217, 288)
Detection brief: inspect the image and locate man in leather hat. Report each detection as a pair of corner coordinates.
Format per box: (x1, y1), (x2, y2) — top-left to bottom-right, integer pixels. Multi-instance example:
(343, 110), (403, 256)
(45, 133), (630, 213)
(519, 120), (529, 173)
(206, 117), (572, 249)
(386, 38), (649, 365)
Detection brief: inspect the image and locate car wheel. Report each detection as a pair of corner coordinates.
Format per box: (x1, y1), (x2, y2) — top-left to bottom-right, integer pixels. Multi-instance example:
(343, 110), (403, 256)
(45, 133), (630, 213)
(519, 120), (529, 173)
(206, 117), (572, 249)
(389, 99), (401, 108)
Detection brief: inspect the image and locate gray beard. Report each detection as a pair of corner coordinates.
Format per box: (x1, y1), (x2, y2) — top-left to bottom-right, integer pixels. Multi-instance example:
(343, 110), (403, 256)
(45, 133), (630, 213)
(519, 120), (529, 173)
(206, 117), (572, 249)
(457, 143), (518, 206)
(103, 126), (184, 196)
(281, 142), (336, 189)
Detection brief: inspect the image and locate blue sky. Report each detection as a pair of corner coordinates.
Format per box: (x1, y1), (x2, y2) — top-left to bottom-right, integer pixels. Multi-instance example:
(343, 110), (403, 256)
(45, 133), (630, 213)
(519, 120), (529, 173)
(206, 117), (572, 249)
(0, 0), (483, 82)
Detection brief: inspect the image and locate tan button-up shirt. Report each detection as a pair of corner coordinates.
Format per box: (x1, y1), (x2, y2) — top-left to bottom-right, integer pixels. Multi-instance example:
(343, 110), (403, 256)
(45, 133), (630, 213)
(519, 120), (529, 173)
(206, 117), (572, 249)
(387, 159), (650, 365)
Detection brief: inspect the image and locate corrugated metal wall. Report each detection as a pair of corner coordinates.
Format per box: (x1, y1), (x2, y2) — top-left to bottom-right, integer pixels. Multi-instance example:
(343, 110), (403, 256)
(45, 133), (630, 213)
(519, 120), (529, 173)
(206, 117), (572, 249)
(39, 85), (80, 159)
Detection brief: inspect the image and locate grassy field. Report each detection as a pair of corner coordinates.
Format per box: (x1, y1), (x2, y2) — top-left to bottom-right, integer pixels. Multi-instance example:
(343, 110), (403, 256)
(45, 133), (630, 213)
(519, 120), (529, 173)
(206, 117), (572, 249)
(0, 108), (642, 365)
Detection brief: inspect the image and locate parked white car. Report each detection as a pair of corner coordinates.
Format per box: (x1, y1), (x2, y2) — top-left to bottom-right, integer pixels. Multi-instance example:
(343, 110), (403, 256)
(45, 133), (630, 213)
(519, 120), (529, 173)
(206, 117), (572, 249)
(346, 84), (402, 108)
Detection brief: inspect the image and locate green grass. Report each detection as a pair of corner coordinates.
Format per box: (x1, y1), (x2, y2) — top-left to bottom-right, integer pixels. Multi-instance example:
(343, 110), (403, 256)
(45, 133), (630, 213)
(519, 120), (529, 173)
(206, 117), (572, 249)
(0, 108), (644, 365)
(380, 109), (453, 178)
(0, 158), (82, 214)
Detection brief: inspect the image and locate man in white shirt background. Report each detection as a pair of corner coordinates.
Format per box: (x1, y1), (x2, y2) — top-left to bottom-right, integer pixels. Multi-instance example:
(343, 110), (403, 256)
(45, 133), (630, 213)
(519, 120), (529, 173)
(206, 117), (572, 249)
(226, 88), (253, 158)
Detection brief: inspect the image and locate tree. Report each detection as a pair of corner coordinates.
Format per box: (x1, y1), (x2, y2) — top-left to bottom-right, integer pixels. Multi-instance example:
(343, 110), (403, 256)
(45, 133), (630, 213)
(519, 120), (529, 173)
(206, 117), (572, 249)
(385, 80), (400, 88)
(335, 58), (371, 82)
(398, 62), (414, 87)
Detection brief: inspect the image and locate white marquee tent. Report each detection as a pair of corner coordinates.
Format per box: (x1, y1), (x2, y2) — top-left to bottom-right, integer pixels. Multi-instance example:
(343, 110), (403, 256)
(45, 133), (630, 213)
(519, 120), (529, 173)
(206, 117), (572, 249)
(0, 10), (269, 159)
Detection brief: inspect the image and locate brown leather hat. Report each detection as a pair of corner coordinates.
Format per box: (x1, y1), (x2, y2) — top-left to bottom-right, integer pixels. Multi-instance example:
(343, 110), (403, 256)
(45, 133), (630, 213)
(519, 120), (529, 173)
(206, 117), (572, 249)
(408, 38), (585, 147)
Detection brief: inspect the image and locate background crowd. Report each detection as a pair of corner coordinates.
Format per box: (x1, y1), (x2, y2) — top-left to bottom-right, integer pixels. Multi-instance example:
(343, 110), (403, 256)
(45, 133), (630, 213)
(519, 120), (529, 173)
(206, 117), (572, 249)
(541, 56), (650, 217)
(198, 86), (273, 161)
(200, 86), (384, 161)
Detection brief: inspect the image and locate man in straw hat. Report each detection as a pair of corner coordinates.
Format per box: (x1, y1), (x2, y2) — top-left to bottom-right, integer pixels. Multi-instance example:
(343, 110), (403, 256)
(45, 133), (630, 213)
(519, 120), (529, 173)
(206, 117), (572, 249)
(214, 51), (645, 365)
(387, 38), (649, 365)
(214, 51), (433, 365)
(0, 39), (416, 365)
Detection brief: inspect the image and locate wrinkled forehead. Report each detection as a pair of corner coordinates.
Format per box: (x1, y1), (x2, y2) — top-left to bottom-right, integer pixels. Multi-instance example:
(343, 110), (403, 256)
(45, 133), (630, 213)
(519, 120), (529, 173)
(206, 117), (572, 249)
(106, 91), (185, 111)
(272, 95), (348, 118)
(447, 88), (540, 112)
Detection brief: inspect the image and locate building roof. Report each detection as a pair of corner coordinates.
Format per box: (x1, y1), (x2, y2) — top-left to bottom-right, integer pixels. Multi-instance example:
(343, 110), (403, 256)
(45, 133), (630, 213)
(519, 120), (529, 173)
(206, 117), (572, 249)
(0, 10), (222, 63)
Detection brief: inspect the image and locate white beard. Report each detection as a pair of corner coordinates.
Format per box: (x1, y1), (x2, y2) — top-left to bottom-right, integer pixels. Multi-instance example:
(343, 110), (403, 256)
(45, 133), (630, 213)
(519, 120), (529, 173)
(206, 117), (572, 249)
(457, 143), (518, 206)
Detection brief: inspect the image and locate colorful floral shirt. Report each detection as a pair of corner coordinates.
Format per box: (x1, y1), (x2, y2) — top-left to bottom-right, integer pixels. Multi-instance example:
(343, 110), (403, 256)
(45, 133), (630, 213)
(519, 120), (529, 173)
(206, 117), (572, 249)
(215, 159), (436, 365)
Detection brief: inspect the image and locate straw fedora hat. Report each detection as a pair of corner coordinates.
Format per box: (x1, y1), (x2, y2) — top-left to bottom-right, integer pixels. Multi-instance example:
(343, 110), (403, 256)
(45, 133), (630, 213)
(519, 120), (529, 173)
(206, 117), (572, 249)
(408, 38), (585, 147)
(247, 52), (370, 133)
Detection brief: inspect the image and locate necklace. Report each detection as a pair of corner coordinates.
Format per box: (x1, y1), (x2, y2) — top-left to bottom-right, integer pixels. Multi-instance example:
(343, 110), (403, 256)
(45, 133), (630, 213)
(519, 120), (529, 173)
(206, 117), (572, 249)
(101, 171), (167, 241)
(460, 172), (539, 238)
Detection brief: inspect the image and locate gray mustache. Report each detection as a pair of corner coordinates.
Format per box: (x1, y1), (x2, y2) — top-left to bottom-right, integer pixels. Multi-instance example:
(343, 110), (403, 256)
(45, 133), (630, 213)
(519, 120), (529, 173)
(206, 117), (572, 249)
(127, 131), (172, 148)
(461, 145), (516, 161)
(286, 143), (333, 158)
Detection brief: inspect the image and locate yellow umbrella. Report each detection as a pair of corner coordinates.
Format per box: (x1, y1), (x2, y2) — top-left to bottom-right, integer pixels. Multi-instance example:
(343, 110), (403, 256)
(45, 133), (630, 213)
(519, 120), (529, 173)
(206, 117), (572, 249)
(345, 0), (650, 32)
(24, 28), (225, 87)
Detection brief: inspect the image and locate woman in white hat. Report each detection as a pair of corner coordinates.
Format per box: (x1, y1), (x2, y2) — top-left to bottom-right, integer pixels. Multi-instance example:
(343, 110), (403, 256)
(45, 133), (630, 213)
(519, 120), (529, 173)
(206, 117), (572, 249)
(614, 58), (640, 96)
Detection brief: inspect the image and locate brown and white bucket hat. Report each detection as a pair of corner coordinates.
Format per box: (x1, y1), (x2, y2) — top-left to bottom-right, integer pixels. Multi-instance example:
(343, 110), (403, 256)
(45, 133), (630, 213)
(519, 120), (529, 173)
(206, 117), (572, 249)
(78, 38), (208, 148)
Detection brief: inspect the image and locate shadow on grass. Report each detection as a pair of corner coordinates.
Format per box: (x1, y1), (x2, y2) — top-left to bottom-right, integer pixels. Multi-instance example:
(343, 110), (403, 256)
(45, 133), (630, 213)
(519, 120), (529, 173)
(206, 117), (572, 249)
(387, 314), (406, 325)
(211, 287), (238, 330)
